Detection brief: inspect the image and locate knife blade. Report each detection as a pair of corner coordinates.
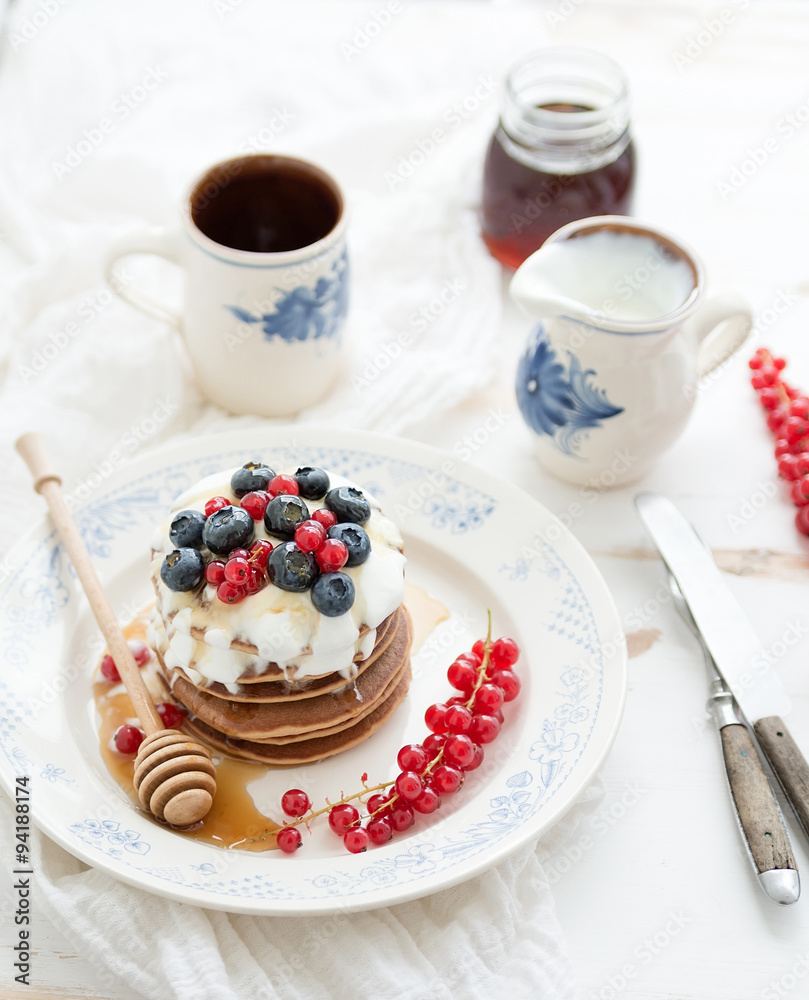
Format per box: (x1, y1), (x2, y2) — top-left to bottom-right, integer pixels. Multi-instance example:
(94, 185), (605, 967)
(667, 570), (799, 904)
(635, 491), (809, 848)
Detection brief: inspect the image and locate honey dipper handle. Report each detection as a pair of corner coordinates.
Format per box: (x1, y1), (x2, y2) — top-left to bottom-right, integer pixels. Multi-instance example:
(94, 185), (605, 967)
(15, 433), (163, 734)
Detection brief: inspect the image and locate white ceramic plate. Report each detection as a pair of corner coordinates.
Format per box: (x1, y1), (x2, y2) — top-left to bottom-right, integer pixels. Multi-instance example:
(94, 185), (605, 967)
(0, 427), (626, 915)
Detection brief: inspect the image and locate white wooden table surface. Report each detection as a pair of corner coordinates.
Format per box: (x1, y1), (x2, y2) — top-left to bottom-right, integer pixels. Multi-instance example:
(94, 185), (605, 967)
(3, 1), (809, 997)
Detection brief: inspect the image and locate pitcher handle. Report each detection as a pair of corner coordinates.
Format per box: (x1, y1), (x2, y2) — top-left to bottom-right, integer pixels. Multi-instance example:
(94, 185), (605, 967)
(694, 292), (752, 379)
(105, 227), (183, 328)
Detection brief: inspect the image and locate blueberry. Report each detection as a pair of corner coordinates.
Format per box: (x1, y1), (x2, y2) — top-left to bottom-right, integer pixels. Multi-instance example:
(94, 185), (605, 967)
(327, 523), (371, 567)
(230, 461), (275, 498)
(295, 466), (330, 500)
(311, 571), (355, 616)
(169, 509), (206, 549)
(202, 505), (254, 556)
(324, 486), (371, 525)
(160, 548), (205, 592)
(264, 494), (310, 539)
(267, 542), (319, 592)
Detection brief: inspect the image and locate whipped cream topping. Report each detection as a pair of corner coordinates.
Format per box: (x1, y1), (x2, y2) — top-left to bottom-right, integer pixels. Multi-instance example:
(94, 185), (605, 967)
(150, 467), (405, 683)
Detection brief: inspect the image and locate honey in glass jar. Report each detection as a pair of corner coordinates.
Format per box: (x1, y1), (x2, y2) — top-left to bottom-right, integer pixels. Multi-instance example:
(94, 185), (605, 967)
(481, 48), (636, 269)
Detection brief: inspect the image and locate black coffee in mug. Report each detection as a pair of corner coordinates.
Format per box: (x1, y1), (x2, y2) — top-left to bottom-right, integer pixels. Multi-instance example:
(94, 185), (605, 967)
(190, 155), (343, 254)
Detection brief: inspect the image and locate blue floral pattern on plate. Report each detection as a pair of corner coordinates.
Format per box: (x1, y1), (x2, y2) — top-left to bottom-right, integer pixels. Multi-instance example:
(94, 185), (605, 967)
(226, 250), (349, 343)
(516, 324), (623, 457)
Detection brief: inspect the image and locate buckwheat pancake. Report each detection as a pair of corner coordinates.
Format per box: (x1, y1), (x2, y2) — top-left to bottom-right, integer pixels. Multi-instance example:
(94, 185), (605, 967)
(157, 608), (412, 742)
(156, 607), (402, 704)
(181, 668), (413, 765)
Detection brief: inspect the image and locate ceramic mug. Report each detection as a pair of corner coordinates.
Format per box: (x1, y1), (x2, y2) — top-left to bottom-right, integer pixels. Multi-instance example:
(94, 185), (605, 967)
(105, 154), (349, 417)
(511, 216), (752, 487)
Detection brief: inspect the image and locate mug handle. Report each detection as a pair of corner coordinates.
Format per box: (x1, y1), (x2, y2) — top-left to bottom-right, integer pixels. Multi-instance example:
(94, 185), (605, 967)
(105, 227), (183, 328)
(693, 292), (752, 379)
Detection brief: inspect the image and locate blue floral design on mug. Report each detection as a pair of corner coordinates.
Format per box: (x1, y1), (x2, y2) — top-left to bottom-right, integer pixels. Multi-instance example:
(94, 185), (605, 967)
(225, 250), (348, 343)
(516, 324), (623, 457)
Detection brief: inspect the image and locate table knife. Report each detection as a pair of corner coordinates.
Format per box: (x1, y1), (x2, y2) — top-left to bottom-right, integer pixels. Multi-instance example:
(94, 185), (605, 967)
(635, 492), (809, 855)
(666, 569), (799, 904)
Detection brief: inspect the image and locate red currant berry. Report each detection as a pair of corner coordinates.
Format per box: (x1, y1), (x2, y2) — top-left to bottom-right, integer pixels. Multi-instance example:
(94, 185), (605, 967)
(473, 683), (505, 715)
(395, 771), (423, 801)
(367, 817), (393, 845)
(204, 496), (230, 517)
(249, 539), (274, 568)
(217, 580), (246, 604)
(312, 508), (338, 530)
(751, 373), (768, 390)
(796, 454), (809, 477)
(316, 539), (349, 572)
(397, 744), (428, 773)
(389, 802), (415, 832)
(230, 548), (250, 560)
(328, 803), (360, 835)
(366, 793), (390, 817)
(491, 637), (519, 670)
(423, 733), (447, 759)
(241, 490), (271, 520)
(775, 438), (792, 458)
(100, 654), (120, 683)
(759, 366), (780, 386)
(444, 705), (473, 735)
(281, 789), (311, 817)
(277, 826), (303, 853)
(244, 566), (268, 595)
(412, 786), (441, 814)
(205, 560), (226, 586)
(490, 669), (521, 702)
(445, 695), (467, 707)
(786, 416), (809, 444)
(464, 743), (484, 771)
(114, 725), (144, 755)
(748, 355), (764, 370)
(443, 733), (476, 769)
(156, 702), (186, 729)
(344, 827), (370, 854)
(471, 639), (486, 660)
(294, 520), (327, 553)
(792, 477), (809, 506)
(791, 398), (809, 420)
(778, 455), (802, 481)
(447, 659), (477, 693)
(469, 713), (501, 744)
(767, 408), (789, 434)
(268, 474), (299, 498)
(224, 556), (250, 585)
(796, 506), (809, 536)
(758, 387), (782, 410)
(425, 703), (448, 734)
(432, 764), (464, 794)
(128, 640), (151, 667)
(773, 356), (787, 370)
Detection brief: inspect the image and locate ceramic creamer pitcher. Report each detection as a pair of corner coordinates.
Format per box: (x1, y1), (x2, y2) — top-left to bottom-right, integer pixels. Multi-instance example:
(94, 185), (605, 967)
(512, 216), (752, 487)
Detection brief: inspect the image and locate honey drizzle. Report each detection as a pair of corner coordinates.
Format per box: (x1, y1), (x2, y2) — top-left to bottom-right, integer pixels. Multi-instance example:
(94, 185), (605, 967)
(94, 584), (449, 852)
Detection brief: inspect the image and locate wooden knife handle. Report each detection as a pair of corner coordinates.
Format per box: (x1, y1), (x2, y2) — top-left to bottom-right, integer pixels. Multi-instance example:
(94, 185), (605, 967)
(754, 716), (809, 840)
(720, 722), (796, 874)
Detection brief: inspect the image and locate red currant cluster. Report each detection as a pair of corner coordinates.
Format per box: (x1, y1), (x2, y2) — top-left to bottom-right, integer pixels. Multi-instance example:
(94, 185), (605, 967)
(273, 622), (521, 855)
(749, 348), (809, 535)
(203, 490), (346, 606)
(98, 640), (188, 754)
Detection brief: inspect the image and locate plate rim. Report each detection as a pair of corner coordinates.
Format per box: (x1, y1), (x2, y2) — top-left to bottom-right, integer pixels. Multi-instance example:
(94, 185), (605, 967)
(0, 424), (627, 914)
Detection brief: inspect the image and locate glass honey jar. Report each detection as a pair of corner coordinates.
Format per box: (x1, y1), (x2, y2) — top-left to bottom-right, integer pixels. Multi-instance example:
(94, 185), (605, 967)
(481, 48), (636, 269)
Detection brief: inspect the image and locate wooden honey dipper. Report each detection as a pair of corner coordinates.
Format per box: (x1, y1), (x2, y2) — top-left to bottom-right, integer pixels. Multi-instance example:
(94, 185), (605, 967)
(15, 432), (216, 827)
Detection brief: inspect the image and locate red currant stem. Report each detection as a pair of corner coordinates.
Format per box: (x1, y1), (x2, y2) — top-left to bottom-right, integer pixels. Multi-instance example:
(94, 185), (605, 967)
(776, 382), (791, 408)
(463, 609), (493, 711)
(251, 780), (397, 842)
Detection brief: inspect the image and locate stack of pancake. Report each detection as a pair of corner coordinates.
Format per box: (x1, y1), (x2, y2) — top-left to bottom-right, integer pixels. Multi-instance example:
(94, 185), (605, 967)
(151, 603), (413, 765)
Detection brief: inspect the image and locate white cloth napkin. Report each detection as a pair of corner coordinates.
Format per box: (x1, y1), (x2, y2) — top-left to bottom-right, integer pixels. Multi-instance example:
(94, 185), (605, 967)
(0, 2), (597, 997)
